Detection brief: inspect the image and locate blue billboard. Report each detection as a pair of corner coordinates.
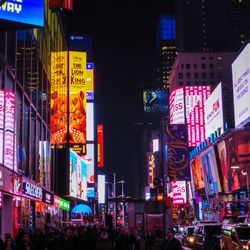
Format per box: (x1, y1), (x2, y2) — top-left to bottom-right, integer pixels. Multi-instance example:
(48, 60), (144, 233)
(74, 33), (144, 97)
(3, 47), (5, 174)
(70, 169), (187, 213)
(0, 0), (44, 27)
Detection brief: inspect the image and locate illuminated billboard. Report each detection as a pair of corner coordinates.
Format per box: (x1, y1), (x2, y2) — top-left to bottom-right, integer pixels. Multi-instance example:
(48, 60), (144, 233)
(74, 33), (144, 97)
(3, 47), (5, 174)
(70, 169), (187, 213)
(98, 175), (105, 204)
(0, 90), (16, 171)
(232, 43), (250, 128)
(190, 156), (204, 191)
(200, 146), (221, 195)
(69, 149), (87, 201)
(143, 88), (169, 113)
(0, 0), (44, 27)
(172, 180), (187, 205)
(169, 88), (185, 124)
(204, 83), (224, 138)
(50, 51), (68, 145)
(86, 63), (94, 100)
(97, 124), (104, 167)
(82, 143), (95, 184)
(86, 103), (94, 141)
(69, 51), (87, 154)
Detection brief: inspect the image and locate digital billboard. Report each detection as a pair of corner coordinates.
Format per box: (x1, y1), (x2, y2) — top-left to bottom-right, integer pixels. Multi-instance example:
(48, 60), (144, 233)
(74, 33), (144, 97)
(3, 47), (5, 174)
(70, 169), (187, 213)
(232, 43), (250, 128)
(169, 88), (185, 124)
(86, 63), (94, 100)
(50, 51), (68, 145)
(97, 124), (104, 167)
(0, 0), (44, 27)
(143, 88), (169, 113)
(190, 156), (204, 191)
(204, 83), (224, 138)
(98, 175), (105, 204)
(172, 180), (187, 205)
(185, 86), (211, 147)
(69, 149), (87, 201)
(82, 143), (95, 184)
(200, 146), (221, 195)
(86, 103), (94, 141)
(0, 90), (16, 171)
(69, 51), (87, 154)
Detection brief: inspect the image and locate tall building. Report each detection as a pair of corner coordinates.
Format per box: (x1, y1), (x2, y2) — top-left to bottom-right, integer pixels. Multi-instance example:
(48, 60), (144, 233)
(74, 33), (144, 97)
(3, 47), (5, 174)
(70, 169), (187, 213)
(174, 0), (250, 52)
(156, 15), (177, 87)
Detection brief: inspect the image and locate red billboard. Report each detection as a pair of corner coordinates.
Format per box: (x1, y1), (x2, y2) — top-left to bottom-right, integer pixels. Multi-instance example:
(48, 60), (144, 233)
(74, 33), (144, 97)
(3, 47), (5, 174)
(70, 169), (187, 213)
(97, 124), (104, 167)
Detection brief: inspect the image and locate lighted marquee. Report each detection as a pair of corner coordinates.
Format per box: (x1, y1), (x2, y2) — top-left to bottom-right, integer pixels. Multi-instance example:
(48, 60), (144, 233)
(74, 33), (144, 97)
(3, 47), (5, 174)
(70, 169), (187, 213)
(86, 63), (94, 100)
(232, 43), (250, 128)
(172, 180), (187, 205)
(69, 149), (87, 201)
(0, 0), (44, 27)
(0, 90), (16, 170)
(97, 124), (104, 167)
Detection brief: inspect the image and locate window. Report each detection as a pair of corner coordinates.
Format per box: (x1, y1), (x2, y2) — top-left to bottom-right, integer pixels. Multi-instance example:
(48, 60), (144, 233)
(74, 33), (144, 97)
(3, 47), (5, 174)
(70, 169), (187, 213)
(178, 81), (183, 86)
(194, 73), (199, 79)
(210, 73), (214, 79)
(194, 64), (197, 69)
(186, 72), (191, 79)
(186, 81), (191, 86)
(202, 73), (206, 79)
(186, 64), (190, 69)
(178, 73), (183, 79)
(202, 64), (206, 69)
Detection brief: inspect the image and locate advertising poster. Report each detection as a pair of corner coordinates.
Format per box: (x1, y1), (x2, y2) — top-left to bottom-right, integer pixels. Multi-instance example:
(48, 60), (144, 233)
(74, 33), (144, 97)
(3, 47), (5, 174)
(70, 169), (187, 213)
(50, 51), (68, 145)
(169, 88), (185, 124)
(204, 83), (224, 138)
(70, 149), (87, 201)
(200, 146), (221, 195)
(190, 156), (204, 191)
(86, 63), (94, 101)
(172, 180), (187, 205)
(217, 140), (229, 193)
(82, 143), (95, 184)
(97, 124), (104, 167)
(143, 88), (169, 113)
(166, 124), (189, 180)
(0, 0), (44, 27)
(69, 51), (87, 155)
(232, 43), (250, 128)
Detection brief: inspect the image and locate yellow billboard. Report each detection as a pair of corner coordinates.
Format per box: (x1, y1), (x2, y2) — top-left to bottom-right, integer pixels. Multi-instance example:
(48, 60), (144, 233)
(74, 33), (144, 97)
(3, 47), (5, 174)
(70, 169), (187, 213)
(50, 51), (68, 144)
(69, 51), (87, 154)
(86, 63), (94, 100)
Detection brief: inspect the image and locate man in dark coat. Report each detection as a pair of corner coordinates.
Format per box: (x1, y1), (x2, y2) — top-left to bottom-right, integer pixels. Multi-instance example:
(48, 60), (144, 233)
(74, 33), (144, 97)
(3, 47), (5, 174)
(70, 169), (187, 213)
(161, 228), (182, 250)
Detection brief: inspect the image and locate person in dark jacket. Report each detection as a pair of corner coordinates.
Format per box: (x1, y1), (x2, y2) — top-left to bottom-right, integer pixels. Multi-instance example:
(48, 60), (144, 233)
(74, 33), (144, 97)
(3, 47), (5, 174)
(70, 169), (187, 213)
(161, 228), (182, 250)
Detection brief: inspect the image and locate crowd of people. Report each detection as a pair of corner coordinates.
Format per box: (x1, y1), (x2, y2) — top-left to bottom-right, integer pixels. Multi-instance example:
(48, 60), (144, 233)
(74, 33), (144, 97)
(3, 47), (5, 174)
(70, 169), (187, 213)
(0, 226), (182, 250)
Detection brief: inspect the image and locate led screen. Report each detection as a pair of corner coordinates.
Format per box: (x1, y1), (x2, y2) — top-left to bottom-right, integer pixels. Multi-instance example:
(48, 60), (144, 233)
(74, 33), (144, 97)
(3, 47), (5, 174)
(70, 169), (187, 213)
(153, 139), (159, 152)
(0, 90), (16, 171)
(97, 124), (104, 167)
(86, 63), (94, 100)
(169, 88), (185, 124)
(0, 0), (44, 27)
(98, 175), (105, 204)
(232, 43), (250, 128)
(190, 156), (204, 191)
(82, 143), (95, 184)
(172, 180), (187, 205)
(204, 83), (224, 138)
(50, 51), (68, 145)
(69, 149), (87, 201)
(200, 146), (221, 195)
(86, 103), (94, 141)
(69, 51), (87, 154)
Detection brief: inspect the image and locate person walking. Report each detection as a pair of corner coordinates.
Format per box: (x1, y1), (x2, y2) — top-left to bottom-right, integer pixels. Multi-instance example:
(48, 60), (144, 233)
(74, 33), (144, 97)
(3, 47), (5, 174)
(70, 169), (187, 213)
(161, 228), (182, 250)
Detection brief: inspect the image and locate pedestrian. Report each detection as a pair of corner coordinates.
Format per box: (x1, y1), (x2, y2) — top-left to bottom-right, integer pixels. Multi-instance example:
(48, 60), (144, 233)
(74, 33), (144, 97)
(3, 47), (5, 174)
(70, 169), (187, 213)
(161, 228), (182, 250)
(3, 236), (14, 250)
(95, 231), (113, 250)
(16, 231), (35, 250)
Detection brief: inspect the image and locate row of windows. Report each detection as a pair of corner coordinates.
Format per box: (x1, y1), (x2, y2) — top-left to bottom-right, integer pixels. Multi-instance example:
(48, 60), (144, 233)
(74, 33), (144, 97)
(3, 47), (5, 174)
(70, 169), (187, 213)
(178, 72), (222, 79)
(180, 63), (217, 69)
(178, 81), (215, 86)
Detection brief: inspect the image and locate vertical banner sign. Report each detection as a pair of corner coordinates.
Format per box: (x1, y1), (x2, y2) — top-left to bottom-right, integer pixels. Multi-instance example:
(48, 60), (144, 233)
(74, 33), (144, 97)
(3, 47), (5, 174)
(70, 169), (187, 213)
(69, 51), (87, 155)
(50, 51), (68, 145)
(97, 124), (104, 167)
(86, 63), (94, 101)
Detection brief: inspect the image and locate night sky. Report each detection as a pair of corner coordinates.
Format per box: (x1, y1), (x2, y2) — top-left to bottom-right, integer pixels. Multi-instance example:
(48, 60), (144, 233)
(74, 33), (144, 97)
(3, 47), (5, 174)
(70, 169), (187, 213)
(66, 0), (174, 196)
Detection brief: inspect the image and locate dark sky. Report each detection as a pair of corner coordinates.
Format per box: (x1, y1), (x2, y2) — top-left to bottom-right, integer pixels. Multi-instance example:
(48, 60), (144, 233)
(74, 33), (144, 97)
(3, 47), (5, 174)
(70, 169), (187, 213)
(66, 0), (174, 196)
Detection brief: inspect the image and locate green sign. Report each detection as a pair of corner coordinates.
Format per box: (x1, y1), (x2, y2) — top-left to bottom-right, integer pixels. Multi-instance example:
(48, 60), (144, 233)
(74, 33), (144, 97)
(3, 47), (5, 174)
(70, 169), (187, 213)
(59, 198), (70, 211)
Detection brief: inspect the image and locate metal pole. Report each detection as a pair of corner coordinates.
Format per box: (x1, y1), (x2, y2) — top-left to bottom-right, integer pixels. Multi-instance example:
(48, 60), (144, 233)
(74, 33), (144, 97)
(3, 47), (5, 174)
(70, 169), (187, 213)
(246, 171), (249, 201)
(121, 180), (125, 226)
(113, 173), (116, 229)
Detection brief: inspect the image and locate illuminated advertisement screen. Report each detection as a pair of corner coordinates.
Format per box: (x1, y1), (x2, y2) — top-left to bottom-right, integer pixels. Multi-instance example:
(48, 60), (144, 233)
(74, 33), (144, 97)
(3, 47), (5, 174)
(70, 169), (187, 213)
(185, 86), (211, 147)
(98, 175), (105, 204)
(172, 180), (187, 205)
(0, 90), (16, 171)
(232, 43), (250, 128)
(143, 88), (169, 113)
(82, 143), (95, 184)
(86, 63), (94, 100)
(69, 51), (87, 154)
(190, 156), (204, 191)
(50, 51), (68, 145)
(169, 88), (185, 124)
(87, 187), (95, 198)
(147, 153), (155, 188)
(97, 124), (104, 167)
(204, 83), (224, 138)
(200, 146), (221, 195)
(69, 149), (87, 201)
(86, 103), (94, 141)
(0, 0), (44, 27)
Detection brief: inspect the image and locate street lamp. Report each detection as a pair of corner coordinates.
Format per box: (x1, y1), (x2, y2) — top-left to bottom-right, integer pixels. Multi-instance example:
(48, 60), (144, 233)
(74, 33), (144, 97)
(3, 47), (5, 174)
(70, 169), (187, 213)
(117, 180), (126, 226)
(242, 169), (249, 201)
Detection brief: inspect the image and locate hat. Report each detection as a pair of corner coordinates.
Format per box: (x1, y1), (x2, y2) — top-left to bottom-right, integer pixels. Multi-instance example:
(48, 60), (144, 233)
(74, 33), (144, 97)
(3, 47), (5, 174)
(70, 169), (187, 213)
(100, 231), (108, 239)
